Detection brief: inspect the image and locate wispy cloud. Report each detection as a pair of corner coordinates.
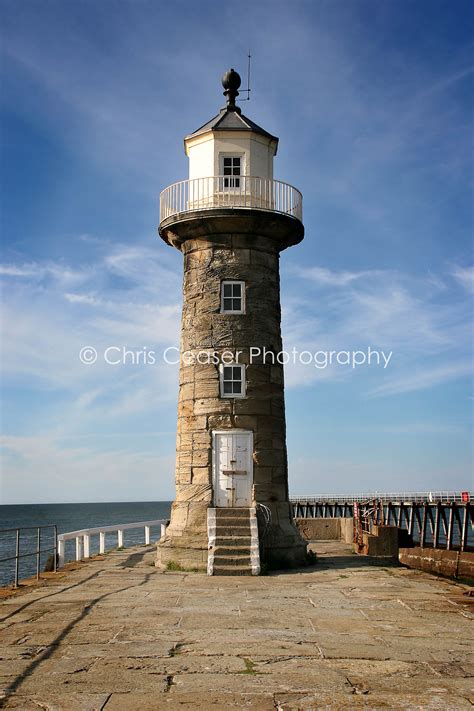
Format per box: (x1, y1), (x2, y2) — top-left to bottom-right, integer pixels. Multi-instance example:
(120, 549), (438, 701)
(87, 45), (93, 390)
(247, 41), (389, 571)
(0, 434), (175, 503)
(451, 265), (474, 292)
(283, 263), (473, 395)
(64, 292), (101, 306)
(0, 262), (87, 286)
(0, 264), (41, 277)
(0, 240), (181, 414)
(368, 360), (473, 398)
(292, 265), (385, 287)
(0, 238), (183, 503)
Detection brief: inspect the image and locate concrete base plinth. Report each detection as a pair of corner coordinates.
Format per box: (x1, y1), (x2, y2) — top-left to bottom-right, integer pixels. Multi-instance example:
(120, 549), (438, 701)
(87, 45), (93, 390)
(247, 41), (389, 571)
(156, 536), (208, 572)
(262, 540), (308, 568)
(157, 501), (309, 573)
(156, 501), (208, 572)
(260, 503), (309, 568)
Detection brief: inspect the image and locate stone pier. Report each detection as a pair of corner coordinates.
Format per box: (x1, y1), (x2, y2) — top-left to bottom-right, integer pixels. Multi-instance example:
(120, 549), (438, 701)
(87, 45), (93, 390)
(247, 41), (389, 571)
(1, 541), (473, 709)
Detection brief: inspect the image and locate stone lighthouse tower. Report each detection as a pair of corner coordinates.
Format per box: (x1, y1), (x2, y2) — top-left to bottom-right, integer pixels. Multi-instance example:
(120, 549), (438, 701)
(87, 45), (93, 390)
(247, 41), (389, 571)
(157, 69), (307, 574)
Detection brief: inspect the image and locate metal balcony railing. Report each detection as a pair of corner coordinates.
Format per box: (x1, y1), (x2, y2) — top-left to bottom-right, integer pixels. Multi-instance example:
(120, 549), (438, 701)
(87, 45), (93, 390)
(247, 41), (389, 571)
(160, 176), (303, 224)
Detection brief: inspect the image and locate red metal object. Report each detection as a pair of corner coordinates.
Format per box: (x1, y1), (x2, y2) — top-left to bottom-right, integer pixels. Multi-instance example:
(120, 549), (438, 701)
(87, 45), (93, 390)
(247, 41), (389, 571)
(353, 499), (386, 555)
(353, 501), (365, 552)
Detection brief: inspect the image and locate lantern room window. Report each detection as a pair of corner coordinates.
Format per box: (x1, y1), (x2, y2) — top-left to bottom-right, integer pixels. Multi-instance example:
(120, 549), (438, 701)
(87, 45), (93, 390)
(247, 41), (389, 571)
(222, 156), (241, 188)
(220, 364), (246, 398)
(221, 281), (245, 314)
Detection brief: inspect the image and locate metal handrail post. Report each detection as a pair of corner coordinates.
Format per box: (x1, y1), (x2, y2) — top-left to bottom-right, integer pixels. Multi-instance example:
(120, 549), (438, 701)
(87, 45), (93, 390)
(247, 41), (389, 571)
(53, 525), (58, 573)
(36, 527), (41, 580)
(1, 523), (62, 586)
(14, 529), (20, 588)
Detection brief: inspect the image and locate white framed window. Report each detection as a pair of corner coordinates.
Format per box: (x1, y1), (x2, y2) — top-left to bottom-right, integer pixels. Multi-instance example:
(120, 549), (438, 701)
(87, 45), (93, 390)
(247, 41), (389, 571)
(220, 155), (242, 188)
(219, 364), (246, 398)
(221, 280), (245, 314)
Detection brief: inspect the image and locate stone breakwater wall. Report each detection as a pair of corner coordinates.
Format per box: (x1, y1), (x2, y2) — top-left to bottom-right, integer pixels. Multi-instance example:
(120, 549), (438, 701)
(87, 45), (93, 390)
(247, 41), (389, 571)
(295, 517), (354, 544)
(399, 547), (474, 581)
(296, 517), (474, 581)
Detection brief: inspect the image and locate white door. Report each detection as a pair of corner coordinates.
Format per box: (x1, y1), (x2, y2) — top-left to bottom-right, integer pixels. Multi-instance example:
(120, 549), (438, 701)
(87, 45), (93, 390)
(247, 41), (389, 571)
(214, 431), (253, 507)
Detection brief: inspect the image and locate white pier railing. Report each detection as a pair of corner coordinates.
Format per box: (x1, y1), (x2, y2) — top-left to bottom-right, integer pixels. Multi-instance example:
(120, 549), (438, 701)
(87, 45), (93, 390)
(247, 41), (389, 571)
(160, 176), (303, 223)
(57, 519), (167, 568)
(290, 491), (471, 504)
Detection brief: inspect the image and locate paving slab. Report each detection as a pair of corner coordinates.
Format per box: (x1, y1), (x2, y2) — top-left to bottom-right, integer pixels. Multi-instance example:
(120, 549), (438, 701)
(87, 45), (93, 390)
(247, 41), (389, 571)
(0, 541), (472, 709)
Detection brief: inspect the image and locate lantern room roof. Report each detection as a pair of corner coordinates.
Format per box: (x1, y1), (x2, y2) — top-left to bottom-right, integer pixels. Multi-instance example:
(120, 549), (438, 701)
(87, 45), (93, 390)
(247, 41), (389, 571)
(187, 106), (278, 144)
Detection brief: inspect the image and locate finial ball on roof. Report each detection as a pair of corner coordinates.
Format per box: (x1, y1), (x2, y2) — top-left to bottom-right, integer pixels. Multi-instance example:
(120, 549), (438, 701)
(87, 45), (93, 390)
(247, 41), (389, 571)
(221, 68), (241, 91)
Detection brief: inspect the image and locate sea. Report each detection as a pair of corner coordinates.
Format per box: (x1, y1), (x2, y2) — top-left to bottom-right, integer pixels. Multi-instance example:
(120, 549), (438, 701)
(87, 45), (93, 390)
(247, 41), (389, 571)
(0, 501), (172, 587)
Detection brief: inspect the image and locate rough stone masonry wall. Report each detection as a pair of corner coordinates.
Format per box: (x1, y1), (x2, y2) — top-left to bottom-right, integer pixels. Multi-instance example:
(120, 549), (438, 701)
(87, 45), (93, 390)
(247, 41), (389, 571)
(156, 232), (307, 570)
(399, 547), (474, 581)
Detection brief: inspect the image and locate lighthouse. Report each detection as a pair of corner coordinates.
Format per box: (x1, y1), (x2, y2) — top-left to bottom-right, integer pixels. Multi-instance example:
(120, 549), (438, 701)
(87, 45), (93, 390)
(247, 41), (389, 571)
(157, 69), (308, 574)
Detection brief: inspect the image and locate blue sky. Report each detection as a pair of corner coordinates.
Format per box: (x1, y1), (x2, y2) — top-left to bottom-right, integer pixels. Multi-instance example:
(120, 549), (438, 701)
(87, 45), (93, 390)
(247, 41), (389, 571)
(1, 0), (472, 503)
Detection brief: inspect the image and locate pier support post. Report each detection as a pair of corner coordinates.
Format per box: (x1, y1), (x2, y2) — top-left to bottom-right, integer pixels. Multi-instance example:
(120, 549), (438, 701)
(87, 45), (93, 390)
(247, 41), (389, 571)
(58, 538), (65, 568)
(83, 534), (90, 559)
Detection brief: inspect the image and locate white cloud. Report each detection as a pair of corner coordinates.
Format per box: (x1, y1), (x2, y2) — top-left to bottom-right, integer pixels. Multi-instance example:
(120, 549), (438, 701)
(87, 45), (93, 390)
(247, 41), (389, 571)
(0, 264), (42, 277)
(64, 292), (101, 306)
(0, 243), (181, 438)
(0, 239), (181, 504)
(282, 264), (472, 394)
(368, 360), (473, 398)
(451, 265), (474, 292)
(292, 265), (383, 287)
(0, 434), (175, 504)
(0, 261), (90, 287)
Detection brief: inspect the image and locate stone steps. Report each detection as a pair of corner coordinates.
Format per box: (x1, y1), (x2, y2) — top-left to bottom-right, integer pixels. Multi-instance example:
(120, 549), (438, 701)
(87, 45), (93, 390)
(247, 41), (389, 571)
(216, 509), (250, 519)
(208, 507), (258, 576)
(215, 516), (250, 523)
(214, 555), (252, 567)
(212, 564), (254, 576)
(214, 545), (250, 556)
(215, 535), (251, 546)
(215, 526), (251, 536)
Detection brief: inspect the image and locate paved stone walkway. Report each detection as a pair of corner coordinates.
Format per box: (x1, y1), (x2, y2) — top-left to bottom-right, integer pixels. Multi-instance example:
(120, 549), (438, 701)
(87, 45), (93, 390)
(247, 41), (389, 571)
(0, 542), (472, 710)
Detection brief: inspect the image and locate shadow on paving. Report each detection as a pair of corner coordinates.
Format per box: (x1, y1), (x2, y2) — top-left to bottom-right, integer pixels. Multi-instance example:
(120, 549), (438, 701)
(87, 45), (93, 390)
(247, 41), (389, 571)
(117, 549), (152, 569)
(1, 569), (156, 704)
(265, 547), (398, 575)
(0, 571), (103, 624)
(314, 554), (399, 571)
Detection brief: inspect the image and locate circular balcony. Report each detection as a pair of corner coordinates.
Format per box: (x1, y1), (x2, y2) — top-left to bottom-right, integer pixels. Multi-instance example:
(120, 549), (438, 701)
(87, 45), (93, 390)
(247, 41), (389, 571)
(159, 176), (303, 226)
